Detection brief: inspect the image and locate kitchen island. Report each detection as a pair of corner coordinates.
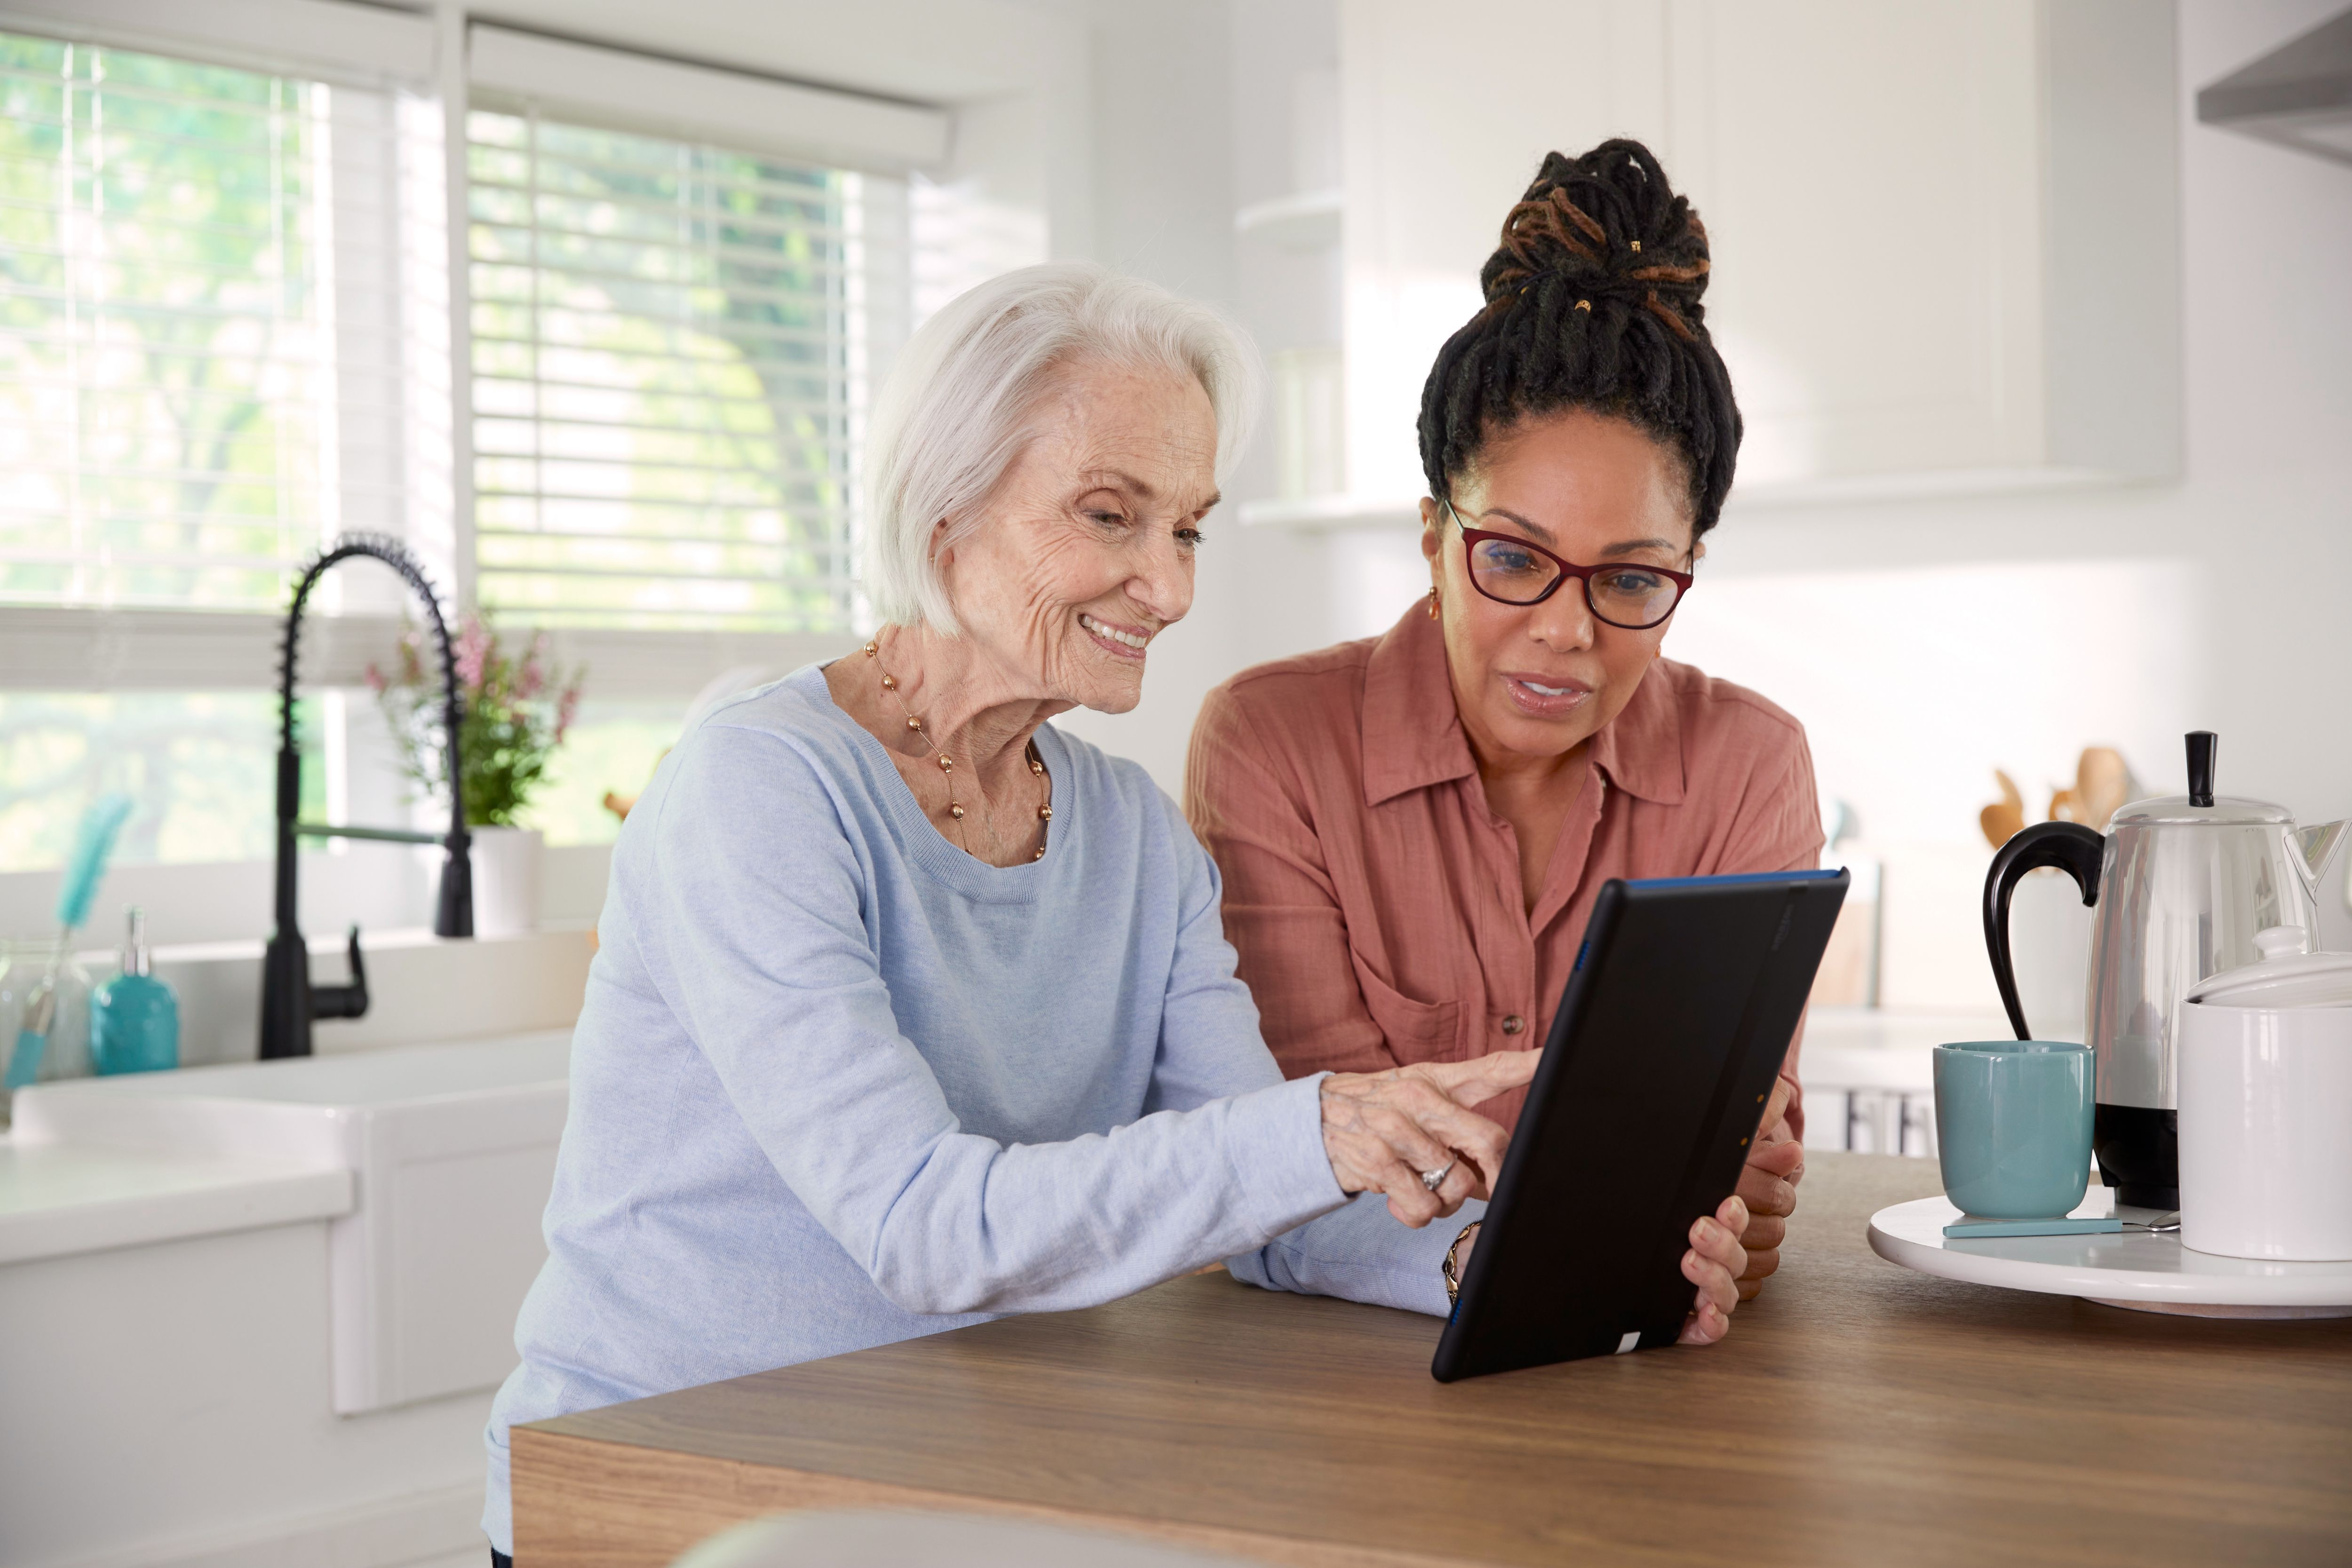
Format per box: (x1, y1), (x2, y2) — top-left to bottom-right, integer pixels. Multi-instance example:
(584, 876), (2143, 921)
(0, 1032), (573, 1568)
(512, 1153), (2352, 1566)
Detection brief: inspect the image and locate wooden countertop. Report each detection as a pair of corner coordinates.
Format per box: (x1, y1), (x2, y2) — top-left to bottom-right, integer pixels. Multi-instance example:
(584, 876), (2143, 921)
(514, 1153), (2352, 1567)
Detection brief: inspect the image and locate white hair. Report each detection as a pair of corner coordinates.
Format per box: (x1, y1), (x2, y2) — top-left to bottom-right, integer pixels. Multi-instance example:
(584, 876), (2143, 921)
(859, 262), (1263, 634)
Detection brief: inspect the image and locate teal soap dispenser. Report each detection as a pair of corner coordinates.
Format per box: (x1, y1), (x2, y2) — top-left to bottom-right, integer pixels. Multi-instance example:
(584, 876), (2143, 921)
(91, 907), (178, 1076)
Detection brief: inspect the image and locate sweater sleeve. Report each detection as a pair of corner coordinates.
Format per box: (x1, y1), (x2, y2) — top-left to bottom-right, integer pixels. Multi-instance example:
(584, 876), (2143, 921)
(1143, 793), (1471, 1319)
(1185, 681), (1404, 1081)
(1227, 1191), (1479, 1317)
(630, 721), (1348, 1317)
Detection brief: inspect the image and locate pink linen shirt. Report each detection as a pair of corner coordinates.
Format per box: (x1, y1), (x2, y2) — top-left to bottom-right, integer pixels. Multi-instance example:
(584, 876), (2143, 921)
(1184, 600), (1825, 1140)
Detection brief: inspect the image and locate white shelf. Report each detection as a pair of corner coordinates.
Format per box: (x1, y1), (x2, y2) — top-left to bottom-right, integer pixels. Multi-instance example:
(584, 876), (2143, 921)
(1234, 188), (1341, 251)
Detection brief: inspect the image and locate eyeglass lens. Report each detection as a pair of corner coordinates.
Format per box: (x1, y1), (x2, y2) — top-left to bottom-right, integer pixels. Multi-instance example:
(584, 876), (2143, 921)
(1464, 536), (1683, 628)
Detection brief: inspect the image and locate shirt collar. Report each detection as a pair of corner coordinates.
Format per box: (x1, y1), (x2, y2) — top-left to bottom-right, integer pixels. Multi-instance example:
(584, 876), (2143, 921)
(1590, 658), (1687, 805)
(1359, 599), (1687, 808)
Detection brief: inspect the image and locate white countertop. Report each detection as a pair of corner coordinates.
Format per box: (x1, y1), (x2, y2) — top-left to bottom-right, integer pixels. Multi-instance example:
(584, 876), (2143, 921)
(0, 1030), (569, 1270)
(0, 1135), (353, 1266)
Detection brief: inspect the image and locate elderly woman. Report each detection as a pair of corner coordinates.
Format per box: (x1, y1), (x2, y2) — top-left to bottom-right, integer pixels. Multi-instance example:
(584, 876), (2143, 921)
(477, 262), (1755, 1563)
(1187, 142), (1820, 1304)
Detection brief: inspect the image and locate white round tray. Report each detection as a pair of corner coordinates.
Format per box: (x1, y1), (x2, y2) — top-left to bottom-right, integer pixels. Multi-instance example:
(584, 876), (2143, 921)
(1867, 1194), (2352, 1319)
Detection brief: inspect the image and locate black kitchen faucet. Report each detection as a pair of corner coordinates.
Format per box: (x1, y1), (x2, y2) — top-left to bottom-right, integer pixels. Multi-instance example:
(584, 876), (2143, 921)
(261, 534), (472, 1059)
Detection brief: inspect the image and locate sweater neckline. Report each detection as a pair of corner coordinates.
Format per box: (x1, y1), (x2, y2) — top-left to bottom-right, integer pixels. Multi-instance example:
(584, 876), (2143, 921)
(792, 664), (1066, 897)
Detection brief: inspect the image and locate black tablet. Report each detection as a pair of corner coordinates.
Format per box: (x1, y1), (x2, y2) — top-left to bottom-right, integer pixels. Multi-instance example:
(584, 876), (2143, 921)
(1431, 868), (1848, 1383)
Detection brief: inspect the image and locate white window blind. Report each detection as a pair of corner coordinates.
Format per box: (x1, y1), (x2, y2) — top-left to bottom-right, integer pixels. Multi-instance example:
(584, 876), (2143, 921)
(0, 28), (438, 617)
(466, 107), (912, 633)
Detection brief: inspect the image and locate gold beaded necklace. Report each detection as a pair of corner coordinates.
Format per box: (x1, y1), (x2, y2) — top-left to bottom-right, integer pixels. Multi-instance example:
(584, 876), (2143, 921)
(865, 639), (1050, 862)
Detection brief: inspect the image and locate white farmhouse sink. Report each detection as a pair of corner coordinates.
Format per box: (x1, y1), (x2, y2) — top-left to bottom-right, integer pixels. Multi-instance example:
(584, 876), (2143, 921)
(13, 1031), (571, 1414)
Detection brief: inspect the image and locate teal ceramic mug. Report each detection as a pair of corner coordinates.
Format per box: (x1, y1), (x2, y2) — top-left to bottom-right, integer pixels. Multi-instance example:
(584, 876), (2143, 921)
(1933, 1041), (2095, 1219)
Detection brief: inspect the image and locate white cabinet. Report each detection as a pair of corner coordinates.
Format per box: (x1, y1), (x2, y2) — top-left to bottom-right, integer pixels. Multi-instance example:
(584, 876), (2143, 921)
(14, 1030), (569, 1414)
(1338, 0), (1659, 516)
(1332, 0), (2179, 517)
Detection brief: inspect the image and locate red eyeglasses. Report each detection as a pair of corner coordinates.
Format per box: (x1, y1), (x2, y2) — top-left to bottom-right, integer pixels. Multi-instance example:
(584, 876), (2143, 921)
(1441, 499), (1693, 631)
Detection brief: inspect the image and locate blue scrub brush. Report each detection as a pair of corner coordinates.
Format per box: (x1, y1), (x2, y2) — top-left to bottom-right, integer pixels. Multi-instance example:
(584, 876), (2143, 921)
(6, 793), (134, 1091)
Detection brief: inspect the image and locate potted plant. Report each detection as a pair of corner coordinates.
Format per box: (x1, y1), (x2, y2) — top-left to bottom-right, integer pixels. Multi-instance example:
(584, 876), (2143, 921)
(370, 615), (583, 936)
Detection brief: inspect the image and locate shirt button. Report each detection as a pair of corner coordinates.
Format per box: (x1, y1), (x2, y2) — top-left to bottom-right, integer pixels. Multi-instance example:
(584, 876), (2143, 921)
(1501, 1015), (1525, 1036)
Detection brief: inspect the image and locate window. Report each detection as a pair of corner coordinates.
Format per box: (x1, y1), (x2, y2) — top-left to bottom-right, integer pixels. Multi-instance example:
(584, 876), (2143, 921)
(465, 109), (910, 633)
(0, 29), (439, 615)
(0, 28), (440, 876)
(0, 15), (949, 895)
(0, 690), (283, 868)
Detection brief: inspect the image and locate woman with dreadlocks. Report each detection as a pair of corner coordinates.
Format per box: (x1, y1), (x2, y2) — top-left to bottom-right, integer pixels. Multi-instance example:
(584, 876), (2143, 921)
(1186, 140), (1814, 1343)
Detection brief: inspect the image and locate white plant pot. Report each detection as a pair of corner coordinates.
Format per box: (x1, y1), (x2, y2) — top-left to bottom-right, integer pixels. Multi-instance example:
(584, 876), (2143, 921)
(468, 825), (543, 937)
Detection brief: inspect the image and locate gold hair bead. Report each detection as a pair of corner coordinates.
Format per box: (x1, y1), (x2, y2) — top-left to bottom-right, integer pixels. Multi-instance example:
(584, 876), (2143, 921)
(1575, 299), (1592, 312)
(1629, 239), (1641, 253)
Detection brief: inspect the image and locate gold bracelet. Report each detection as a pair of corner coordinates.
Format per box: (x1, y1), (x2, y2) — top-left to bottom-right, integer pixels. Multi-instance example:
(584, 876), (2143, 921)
(1442, 1220), (1480, 1306)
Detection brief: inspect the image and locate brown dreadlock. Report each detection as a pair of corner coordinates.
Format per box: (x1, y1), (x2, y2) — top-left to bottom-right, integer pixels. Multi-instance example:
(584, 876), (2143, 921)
(1419, 138), (1740, 537)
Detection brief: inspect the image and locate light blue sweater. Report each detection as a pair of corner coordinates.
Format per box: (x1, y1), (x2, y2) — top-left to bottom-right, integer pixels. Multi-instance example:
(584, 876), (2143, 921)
(481, 666), (1473, 1552)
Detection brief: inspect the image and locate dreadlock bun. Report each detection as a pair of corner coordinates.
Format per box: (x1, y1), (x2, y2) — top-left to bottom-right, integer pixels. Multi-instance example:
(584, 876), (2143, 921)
(1419, 138), (1740, 537)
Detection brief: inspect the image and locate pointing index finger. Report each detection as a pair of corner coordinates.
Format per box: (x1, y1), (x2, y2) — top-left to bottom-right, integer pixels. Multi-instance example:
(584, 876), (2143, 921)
(1424, 1048), (1541, 1102)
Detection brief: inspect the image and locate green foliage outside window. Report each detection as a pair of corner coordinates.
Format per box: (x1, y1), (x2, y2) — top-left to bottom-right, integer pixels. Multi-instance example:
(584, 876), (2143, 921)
(0, 32), (330, 610)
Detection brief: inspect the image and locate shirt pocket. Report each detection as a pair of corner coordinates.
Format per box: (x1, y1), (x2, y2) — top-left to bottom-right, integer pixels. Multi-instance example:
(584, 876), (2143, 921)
(1352, 963), (1462, 1065)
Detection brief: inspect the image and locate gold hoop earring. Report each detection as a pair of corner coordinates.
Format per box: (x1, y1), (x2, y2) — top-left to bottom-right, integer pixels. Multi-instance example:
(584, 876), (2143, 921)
(1426, 587), (1440, 621)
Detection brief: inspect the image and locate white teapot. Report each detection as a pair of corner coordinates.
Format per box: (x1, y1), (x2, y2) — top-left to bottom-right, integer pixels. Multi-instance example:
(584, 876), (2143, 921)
(2177, 927), (2352, 1261)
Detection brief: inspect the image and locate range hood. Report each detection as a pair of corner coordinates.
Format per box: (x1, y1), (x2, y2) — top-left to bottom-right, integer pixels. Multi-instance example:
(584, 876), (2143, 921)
(2197, 6), (2352, 167)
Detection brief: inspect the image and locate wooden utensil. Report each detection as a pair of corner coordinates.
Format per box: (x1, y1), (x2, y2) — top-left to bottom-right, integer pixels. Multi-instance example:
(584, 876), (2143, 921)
(1981, 769), (2026, 848)
(2075, 746), (2137, 831)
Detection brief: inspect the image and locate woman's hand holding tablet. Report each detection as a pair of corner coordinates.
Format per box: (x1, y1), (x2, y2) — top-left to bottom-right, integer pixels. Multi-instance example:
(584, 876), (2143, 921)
(1446, 1191), (1754, 1345)
(1676, 1196), (1752, 1344)
(1732, 1076), (1804, 1300)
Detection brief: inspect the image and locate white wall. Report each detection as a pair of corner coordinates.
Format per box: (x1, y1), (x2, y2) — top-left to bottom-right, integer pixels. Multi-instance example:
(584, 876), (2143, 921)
(1066, 0), (2352, 950)
(1672, 0), (2352, 949)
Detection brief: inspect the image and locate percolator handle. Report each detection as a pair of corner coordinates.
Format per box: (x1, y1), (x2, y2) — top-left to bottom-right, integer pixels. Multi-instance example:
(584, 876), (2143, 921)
(1984, 823), (2105, 1041)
